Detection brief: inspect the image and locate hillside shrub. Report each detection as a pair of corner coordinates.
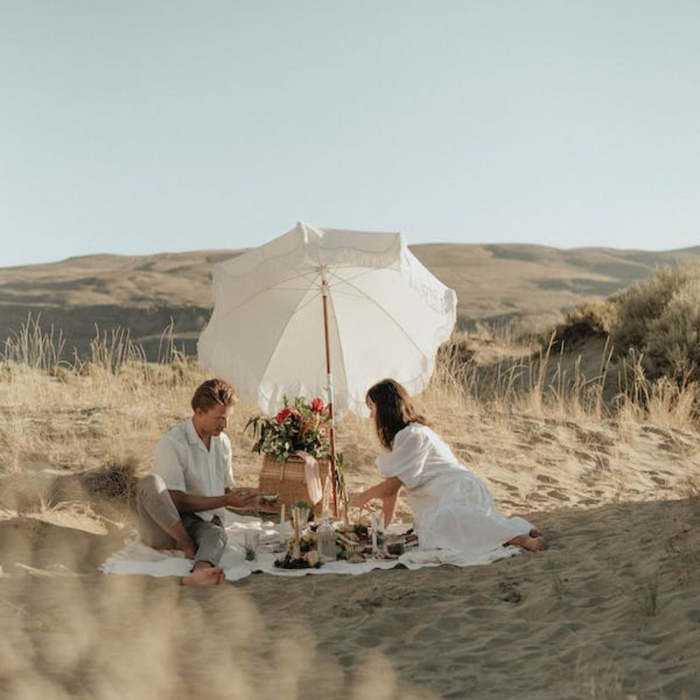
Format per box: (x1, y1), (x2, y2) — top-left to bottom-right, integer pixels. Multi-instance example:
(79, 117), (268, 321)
(613, 265), (700, 383)
(551, 300), (618, 349)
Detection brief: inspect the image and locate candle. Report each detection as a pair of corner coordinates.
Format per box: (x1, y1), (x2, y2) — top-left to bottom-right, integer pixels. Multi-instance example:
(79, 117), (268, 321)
(370, 512), (378, 556)
(279, 504), (286, 547)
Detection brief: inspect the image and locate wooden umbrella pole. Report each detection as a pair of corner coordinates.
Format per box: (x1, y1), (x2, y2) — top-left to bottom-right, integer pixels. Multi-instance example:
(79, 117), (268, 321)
(321, 274), (339, 517)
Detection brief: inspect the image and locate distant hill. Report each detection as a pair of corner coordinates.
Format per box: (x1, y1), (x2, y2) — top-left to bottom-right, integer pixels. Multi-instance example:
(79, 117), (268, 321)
(2, 244), (700, 360)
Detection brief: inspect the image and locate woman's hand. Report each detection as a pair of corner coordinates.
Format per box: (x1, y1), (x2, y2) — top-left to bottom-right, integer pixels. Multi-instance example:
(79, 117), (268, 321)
(350, 478), (402, 511)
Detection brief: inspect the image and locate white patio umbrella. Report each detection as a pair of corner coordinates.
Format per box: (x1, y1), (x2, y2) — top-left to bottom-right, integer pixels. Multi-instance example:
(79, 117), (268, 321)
(198, 221), (457, 513)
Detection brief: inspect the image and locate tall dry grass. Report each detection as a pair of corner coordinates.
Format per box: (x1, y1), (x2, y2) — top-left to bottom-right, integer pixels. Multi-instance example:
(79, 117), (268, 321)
(2, 312), (700, 524)
(3, 313), (66, 372)
(0, 318), (214, 521)
(0, 573), (435, 700)
(3, 313), (699, 477)
(433, 326), (699, 433)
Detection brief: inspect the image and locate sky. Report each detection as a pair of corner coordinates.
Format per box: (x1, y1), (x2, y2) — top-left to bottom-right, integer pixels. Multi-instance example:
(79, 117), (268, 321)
(1, 0), (699, 267)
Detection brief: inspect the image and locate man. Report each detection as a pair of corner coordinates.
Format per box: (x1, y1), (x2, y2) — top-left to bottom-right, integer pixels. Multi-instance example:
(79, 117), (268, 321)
(136, 378), (260, 585)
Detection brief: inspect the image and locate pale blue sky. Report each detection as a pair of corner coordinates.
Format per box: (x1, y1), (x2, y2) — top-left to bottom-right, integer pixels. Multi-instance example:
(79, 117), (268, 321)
(1, 0), (699, 267)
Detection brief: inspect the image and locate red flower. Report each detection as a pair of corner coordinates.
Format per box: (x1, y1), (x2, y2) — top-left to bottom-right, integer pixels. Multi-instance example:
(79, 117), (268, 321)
(275, 408), (292, 423)
(311, 397), (324, 413)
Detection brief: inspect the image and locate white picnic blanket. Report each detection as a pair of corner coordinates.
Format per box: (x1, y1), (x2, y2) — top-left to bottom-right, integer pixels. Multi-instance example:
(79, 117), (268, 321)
(100, 511), (521, 582)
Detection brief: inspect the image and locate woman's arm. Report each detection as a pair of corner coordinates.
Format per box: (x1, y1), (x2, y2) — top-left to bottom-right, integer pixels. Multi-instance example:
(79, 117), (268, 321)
(381, 490), (399, 528)
(351, 477), (402, 509)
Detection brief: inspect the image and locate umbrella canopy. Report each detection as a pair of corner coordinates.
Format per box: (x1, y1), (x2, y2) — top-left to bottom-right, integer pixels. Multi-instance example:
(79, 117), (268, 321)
(198, 222), (457, 417)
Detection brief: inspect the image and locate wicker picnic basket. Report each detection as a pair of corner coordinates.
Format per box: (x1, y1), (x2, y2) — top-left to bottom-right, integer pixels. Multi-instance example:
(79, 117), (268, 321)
(259, 453), (330, 516)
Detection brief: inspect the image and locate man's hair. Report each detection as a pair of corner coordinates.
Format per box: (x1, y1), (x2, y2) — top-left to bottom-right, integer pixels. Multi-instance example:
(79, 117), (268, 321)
(191, 378), (237, 412)
(366, 378), (429, 449)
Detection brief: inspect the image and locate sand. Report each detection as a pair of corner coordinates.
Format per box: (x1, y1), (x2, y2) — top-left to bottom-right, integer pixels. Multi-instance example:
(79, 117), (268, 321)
(1, 493), (699, 699)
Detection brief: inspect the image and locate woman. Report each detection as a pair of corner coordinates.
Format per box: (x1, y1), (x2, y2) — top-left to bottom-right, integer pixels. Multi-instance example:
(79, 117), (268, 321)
(352, 379), (543, 564)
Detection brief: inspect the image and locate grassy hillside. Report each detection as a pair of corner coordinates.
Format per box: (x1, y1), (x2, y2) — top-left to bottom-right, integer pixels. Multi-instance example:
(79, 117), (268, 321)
(2, 243), (700, 359)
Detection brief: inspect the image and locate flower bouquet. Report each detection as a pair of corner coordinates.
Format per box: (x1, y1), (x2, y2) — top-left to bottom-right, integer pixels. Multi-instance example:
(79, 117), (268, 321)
(246, 396), (331, 462)
(246, 397), (343, 515)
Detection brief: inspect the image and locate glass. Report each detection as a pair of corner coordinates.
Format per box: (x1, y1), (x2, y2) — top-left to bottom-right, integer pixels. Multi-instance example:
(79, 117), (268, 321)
(243, 530), (261, 560)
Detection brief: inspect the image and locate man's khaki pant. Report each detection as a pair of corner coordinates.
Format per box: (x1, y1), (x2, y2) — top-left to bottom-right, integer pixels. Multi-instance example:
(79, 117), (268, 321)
(136, 474), (228, 567)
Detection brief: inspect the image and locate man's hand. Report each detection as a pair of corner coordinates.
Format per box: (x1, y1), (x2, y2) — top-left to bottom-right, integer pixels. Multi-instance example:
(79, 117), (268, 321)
(225, 487), (261, 509)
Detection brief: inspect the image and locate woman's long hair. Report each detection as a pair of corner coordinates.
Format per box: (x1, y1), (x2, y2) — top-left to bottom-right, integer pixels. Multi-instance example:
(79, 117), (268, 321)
(366, 379), (430, 450)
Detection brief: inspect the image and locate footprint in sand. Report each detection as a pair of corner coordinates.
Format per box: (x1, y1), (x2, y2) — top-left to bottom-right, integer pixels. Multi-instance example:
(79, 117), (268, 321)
(490, 478), (520, 494)
(497, 581), (523, 604)
(499, 499), (526, 509)
(645, 471), (670, 487)
(685, 610), (700, 624)
(452, 441), (484, 455)
(641, 425), (672, 438)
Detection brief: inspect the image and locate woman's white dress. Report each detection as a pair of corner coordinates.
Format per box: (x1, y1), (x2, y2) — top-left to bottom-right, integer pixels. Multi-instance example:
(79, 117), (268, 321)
(377, 423), (534, 565)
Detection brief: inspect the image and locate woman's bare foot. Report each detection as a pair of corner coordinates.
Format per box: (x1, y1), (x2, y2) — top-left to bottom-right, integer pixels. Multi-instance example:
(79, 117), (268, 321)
(507, 534), (544, 552)
(183, 564), (225, 586)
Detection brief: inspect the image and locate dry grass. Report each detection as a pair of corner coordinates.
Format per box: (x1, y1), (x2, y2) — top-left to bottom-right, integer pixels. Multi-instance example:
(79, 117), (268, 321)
(0, 573), (436, 700)
(3, 313), (66, 371)
(3, 314), (699, 522)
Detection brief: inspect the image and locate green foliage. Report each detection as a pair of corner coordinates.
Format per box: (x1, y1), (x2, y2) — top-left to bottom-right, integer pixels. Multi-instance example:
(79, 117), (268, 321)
(613, 265), (700, 383)
(334, 451), (347, 504)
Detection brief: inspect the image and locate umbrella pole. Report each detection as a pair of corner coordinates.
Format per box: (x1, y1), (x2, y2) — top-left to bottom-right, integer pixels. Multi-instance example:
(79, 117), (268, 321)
(321, 274), (339, 517)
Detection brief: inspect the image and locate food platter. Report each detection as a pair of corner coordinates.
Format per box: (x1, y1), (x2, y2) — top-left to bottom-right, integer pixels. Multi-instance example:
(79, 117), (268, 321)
(273, 503), (418, 570)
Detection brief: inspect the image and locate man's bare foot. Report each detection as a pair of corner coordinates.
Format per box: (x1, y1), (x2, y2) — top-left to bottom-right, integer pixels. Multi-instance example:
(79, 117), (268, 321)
(507, 534), (545, 552)
(183, 565), (225, 586)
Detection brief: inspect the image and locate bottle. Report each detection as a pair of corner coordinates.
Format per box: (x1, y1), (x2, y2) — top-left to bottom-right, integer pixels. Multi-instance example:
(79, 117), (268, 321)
(370, 512), (379, 556)
(317, 516), (337, 561)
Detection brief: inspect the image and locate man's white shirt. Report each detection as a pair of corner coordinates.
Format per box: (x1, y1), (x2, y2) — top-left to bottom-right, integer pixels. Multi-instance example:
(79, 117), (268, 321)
(152, 418), (234, 522)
